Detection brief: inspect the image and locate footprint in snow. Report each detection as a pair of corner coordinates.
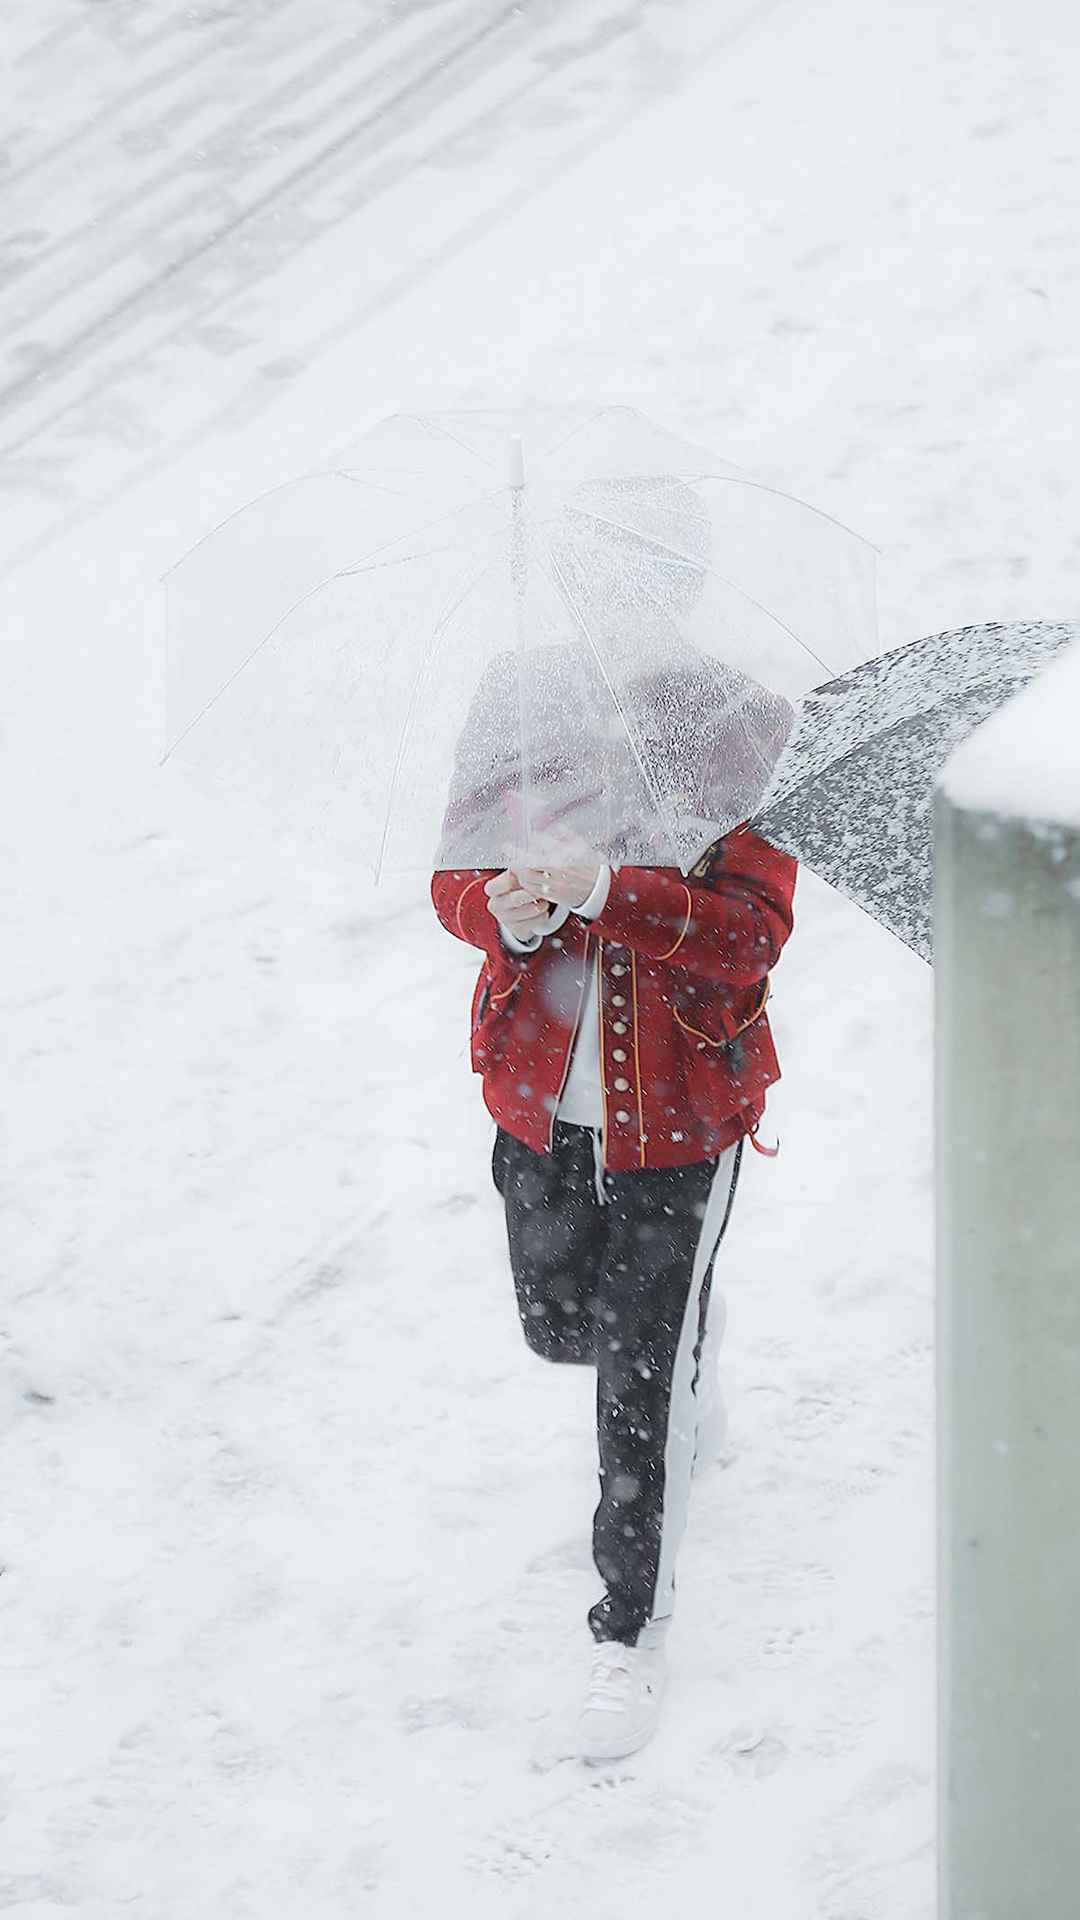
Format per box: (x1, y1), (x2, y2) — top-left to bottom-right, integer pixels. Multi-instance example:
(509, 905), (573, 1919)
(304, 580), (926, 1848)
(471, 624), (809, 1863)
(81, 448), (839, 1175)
(759, 1622), (810, 1667)
(719, 1722), (790, 1778)
(466, 1828), (557, 1880)
(398, 1692), (487, 1734)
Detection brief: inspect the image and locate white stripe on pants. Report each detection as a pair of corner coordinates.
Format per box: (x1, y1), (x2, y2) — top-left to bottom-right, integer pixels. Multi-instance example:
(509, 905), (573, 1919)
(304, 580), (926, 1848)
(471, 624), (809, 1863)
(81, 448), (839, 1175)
(637, 1140), (741, 1648)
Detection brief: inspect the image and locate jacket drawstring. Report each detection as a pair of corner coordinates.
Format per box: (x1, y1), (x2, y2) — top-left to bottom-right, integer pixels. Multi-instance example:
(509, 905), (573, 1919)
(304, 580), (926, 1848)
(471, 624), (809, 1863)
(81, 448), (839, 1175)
(592, 1127), (609, 1205)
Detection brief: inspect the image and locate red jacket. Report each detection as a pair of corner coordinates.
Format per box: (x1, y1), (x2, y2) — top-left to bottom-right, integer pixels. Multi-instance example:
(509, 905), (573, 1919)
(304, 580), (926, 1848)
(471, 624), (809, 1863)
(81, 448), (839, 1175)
(431, 828), (797, 1171)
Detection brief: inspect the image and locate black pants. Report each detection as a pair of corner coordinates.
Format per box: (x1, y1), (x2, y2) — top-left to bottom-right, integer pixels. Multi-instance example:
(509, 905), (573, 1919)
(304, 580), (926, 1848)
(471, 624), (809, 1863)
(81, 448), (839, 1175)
(493, 1121), (743, 1646)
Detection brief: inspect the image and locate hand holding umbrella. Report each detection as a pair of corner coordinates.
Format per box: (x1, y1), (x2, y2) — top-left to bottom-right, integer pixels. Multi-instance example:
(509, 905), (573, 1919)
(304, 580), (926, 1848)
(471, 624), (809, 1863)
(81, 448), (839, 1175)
(516, 841), (606, 912)
(484, 868), (557, 939)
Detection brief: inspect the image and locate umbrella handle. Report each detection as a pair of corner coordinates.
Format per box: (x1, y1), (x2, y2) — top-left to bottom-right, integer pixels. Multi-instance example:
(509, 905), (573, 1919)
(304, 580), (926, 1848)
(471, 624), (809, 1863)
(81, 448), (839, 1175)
(505, 789), (526, 849)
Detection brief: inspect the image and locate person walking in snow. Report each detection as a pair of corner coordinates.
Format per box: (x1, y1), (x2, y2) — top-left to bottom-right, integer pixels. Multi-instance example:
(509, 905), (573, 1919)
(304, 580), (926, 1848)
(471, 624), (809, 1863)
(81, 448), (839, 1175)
(431, 823), (796, 1760)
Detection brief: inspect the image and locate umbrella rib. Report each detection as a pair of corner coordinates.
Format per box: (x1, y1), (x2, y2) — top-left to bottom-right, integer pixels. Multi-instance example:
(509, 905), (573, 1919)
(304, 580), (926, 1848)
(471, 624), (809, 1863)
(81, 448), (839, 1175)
(372, 553), (496, 885)
(621, 560), (790, 823)
(565, 504), (835, 679)
(539, 405), (619, 466)
(679, 473), (880, 553)
(416, 413), (499, 470)
(541, 543), (680, 853)
(164, 474), (504, 585)
(322, 469), (424, 495)
(337, 484), (506, 576)
(160, 471), (415, 581)
(322, 488), (501, 573)
(165, 509), (510, 761)
(163, 573), (343, 763)
(569, 467), (877, 552)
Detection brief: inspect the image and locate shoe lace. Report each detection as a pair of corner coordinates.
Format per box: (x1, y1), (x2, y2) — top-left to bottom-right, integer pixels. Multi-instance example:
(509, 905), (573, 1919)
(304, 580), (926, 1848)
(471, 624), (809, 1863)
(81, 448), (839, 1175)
(585, 1643), (636, 1712)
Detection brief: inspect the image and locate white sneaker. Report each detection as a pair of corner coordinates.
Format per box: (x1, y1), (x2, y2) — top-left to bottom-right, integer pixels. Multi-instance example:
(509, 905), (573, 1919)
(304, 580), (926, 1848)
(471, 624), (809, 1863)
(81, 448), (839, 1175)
(577, 1641), (667, 1763)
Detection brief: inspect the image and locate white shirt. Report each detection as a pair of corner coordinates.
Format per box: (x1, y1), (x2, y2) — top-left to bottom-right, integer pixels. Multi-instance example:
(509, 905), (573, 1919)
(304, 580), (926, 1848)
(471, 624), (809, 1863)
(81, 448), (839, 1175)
(499, 865), (612, 1128)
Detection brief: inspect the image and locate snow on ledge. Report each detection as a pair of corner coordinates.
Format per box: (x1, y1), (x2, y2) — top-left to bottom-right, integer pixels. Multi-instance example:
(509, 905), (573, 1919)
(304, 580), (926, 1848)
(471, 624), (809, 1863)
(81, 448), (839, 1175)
(940, 637), (1080, 830)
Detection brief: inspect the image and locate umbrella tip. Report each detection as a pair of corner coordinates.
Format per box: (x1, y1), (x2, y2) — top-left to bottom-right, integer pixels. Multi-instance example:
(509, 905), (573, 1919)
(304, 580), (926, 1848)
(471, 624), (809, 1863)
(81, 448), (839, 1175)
(508, 434), (525, 491)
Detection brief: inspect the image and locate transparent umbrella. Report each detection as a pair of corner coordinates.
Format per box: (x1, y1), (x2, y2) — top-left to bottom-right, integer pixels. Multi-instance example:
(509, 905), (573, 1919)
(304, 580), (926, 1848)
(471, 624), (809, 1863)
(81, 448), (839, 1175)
(163, 406), (877, 875)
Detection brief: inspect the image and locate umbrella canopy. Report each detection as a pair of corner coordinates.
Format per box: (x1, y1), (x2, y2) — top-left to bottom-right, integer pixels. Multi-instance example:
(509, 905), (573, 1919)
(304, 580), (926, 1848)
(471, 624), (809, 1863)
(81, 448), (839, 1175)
(436, 642), (795, 869)
(163, 406), (877, 876)
(750, 619), (1080, 961)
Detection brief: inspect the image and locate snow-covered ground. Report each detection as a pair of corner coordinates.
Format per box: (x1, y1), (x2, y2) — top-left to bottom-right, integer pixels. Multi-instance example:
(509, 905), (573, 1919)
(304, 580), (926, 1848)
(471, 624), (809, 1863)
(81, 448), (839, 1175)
(3, 0), (1078, 1913)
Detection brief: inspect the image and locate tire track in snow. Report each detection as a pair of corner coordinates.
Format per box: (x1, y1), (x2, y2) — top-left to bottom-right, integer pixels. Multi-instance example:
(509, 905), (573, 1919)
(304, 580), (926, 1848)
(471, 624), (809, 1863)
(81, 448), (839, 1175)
(0, 2), (526, 407)
(3, 0), (300, 187)
(0, 0), (788, 572)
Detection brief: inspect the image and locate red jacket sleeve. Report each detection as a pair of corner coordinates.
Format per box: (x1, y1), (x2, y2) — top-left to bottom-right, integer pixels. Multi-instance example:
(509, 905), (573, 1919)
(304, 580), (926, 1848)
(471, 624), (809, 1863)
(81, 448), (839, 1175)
(590, 827), (796, 986)
(430, 868), (505, 960)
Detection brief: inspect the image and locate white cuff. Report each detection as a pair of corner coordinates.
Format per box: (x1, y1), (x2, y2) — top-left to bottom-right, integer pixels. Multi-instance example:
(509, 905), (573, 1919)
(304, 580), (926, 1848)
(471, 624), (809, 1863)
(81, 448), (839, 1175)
(498, 901), (571, 954)
(499, 924), (543, 953)
(575, 865), (612, 921)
